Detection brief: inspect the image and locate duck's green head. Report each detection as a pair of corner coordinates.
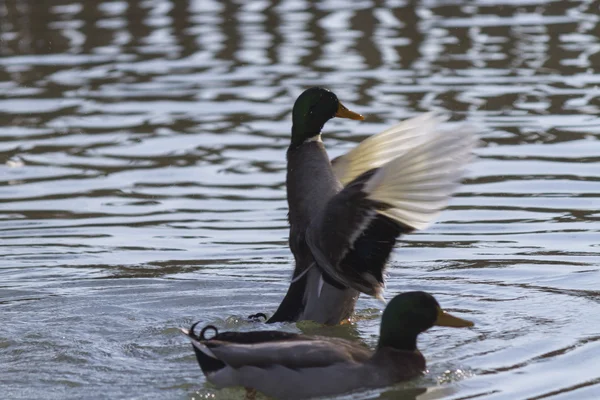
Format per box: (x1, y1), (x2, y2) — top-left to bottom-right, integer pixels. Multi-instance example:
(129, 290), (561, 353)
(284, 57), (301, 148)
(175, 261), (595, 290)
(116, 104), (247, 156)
(378, 291), (474, 351)
(291, 87), (364, 147)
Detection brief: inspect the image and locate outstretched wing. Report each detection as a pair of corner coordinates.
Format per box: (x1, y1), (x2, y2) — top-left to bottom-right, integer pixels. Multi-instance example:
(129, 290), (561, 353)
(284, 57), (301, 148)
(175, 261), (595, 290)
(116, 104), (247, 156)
(307, 116), (477, 297)
(364, 121), (477, 230)
(332, 112), (448, 186)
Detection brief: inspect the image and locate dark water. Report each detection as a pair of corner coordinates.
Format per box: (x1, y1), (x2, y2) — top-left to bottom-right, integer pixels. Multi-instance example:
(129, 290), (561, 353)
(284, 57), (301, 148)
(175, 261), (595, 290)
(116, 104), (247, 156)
(1, 0), (600, 399)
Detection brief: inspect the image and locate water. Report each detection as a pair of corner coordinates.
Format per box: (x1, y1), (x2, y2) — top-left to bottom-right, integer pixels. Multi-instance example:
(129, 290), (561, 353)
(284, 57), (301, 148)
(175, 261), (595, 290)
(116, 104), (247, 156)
(1, 0), (600, 398)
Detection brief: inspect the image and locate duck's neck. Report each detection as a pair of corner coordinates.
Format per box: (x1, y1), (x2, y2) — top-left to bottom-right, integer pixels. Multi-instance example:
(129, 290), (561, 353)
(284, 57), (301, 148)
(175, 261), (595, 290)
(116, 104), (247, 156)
(378, 331), (418, 352)
(290, 124), (322, 148)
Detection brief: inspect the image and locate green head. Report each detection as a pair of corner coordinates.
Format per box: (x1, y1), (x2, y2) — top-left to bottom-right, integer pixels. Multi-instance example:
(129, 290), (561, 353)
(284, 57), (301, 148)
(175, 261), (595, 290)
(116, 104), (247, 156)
(291, 87), (364, 147)
(378, 291), (474, 351)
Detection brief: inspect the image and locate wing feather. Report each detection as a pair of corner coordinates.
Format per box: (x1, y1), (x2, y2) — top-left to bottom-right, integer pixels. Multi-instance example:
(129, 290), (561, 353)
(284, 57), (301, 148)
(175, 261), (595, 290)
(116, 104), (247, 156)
(198, 338), (371, 370)
(364, 125), (477, 230)
(307, 114), (477, 295)
(331, 112), (448, 185)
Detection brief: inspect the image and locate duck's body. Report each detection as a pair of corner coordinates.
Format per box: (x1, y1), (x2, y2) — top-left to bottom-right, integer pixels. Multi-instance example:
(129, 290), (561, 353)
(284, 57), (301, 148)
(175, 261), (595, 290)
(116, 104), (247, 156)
(185, 291), (474, 399)
(188, 331), (423, 399)
(266, 88), (476, 324)
(269, 139), (363, 324)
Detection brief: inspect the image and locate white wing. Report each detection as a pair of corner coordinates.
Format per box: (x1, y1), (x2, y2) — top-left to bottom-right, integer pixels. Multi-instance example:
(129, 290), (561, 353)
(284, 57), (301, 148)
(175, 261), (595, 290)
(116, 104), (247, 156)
(332, 112), (477, 231)
(362, 118), (478, 231)
(331, 112), (448, 186)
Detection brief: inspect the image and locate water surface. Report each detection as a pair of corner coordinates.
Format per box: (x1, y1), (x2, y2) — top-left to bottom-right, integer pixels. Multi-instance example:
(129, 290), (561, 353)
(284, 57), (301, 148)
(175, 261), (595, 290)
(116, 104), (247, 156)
(1, 0), (600, 399)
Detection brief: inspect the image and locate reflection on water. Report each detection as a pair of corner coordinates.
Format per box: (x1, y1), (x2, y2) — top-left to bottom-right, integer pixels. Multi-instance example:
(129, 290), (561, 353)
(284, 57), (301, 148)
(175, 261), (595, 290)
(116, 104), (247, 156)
(1, 0), (600, 399)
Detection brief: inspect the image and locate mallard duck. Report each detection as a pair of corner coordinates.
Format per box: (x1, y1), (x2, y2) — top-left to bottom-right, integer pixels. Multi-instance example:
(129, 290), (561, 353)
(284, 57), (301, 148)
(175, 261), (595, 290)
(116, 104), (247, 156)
(184, 291), (474, 400)
(264, 87), (476, 324)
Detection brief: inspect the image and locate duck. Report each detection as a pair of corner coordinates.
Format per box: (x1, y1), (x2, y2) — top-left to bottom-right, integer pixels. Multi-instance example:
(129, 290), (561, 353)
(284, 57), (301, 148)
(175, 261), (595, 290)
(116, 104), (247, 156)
(263, 87), (476, 325)
(183, 291), (474, 400)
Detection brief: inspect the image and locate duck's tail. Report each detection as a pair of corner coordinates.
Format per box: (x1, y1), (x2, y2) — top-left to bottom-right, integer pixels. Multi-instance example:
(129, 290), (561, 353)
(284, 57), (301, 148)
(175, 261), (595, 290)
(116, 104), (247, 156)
(181, 323), (225, 375)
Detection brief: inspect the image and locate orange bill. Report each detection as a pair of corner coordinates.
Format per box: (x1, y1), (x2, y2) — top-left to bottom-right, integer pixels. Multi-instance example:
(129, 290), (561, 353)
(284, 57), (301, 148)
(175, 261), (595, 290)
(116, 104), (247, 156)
(435, 308), (474, 328)
(335, 102), (364, 120)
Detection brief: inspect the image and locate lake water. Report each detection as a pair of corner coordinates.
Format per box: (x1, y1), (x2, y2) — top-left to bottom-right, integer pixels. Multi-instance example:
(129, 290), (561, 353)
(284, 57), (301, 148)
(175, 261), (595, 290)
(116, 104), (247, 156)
(1, 0), (600, 399)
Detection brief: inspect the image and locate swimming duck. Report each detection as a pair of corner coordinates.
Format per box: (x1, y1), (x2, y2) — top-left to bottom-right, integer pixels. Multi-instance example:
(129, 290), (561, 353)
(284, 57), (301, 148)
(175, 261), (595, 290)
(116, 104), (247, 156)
(184, 291), (474, 400)
(264, 88), (476, 325)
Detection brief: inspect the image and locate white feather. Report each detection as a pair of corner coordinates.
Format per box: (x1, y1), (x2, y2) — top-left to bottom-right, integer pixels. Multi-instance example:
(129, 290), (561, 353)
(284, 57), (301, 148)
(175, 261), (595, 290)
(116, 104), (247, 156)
(318, 274), (325, 298)
(346, 211), (376, 252)
(363, 125), (476, 230)
(305, 134), (322, 143)
(189, 336), (218, 359)
(332, 112), (448, 186)
(290, 262), (314, 284)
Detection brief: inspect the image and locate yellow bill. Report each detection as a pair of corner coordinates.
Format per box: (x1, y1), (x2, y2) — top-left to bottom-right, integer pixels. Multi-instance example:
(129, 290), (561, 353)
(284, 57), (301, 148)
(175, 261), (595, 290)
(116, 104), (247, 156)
(335, 102), (364, 120)
(435, 308), (474, 328)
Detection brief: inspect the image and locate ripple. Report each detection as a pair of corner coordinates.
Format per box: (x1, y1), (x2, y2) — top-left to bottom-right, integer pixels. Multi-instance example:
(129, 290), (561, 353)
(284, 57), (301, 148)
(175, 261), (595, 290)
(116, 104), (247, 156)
(1, 0), (600, 399)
